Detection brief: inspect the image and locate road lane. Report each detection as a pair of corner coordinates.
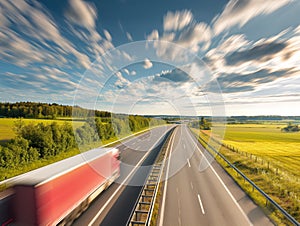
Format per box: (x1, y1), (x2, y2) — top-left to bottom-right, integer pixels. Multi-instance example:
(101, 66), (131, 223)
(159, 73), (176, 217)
(73, 125), (175, 226)
(159, 125), (274, 226)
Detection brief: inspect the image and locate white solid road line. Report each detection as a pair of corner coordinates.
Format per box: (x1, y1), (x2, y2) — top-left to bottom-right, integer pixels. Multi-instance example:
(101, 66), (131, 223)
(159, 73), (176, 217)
(187, 158), (191, 168)
(185, 126), (253, 226)
(88, 127), (173, 226)
(197, 194), (205, 214)
(158, 128), (177, 226)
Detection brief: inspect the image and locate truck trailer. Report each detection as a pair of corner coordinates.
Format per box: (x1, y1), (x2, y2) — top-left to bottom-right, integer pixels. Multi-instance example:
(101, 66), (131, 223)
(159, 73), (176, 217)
(6, 147), (120, 226)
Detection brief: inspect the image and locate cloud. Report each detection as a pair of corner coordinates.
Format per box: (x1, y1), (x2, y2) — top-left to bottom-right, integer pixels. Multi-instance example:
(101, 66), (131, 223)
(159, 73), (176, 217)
(204, 26), (300, 79)
(213, 0), (294, 35)
(164, 10), (193, 31)
(143, 58), (153, 69)
(104, 29), (112, 41)
(155, 68), (191, 83)
(65, 0), (97, 29)
(126, 32), (133, 41)
(148, 10), (212, 61)
(210, 34), (250, 55)
(123, 68), (136, 76)
(225, 41), (287, 66)
(0, 8), (8, 27)
(208, 68), (293, 93)
(147, 30), (159, 40)
(177, 23), (212, 51)
(0, 0), (92, 69)
(114, 71), (131, 88)
(64, 0), (115, 62)
(0, 30), (44, 66)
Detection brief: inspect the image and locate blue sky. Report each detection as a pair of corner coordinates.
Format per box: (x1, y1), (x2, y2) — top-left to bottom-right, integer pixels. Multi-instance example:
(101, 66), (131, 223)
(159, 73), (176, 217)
(1, 0), (300, 116)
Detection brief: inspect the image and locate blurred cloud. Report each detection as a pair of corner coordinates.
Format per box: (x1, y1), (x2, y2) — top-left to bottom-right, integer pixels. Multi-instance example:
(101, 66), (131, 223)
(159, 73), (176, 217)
(225, 41), (287, 66)
(154, 68), (191, 83)
(104, 30), (112, 41)
(147, 30), (159, 40)
(65, 0), (97, 29)
(0, 0), (91, 69)
(177, 23), (211, 51)
(213, 0), (294, 35)
(163, 10), (193, 31)
(126, 32), (133, 41)
(0, 30), (45, 66)
(143, 58), (153, 69)
(212, 68), (293, 93)
(64, 0), (115, 61)
(205, 25), (300, 78)
(114, 71), (131, 88)
(148, 10), (212, 61)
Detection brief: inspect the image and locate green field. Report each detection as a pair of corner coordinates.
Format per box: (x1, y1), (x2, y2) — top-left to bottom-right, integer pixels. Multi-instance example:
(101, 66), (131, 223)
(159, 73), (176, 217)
(0, 118), (84, 142)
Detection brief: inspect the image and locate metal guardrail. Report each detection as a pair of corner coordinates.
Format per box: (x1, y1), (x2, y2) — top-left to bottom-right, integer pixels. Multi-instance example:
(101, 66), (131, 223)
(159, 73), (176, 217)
(127, 129), (174, 226)
(193, 130), (300, 226)
(128, 163), (163, 226)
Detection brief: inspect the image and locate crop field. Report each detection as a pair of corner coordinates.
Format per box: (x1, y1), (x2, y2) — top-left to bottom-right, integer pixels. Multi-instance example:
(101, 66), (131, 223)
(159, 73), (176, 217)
(0, 118), (84, 142)
(192, 122), (300, 224)
(203, 123), (300, 177)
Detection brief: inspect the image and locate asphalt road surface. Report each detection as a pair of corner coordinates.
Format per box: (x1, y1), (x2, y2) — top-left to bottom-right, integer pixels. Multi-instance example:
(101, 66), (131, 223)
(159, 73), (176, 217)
(158, 125), (274, 226)
(73, 125), (175, 226)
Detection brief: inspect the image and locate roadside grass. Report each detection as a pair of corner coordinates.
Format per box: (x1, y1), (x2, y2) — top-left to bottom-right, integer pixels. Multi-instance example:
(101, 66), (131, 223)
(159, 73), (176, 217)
(0, 118), (84, 142)
(190, 124), (300, 225)
(0, 125), (160, 184)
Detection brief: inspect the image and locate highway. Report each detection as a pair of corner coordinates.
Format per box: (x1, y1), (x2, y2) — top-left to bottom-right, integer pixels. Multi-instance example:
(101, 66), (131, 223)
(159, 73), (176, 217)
(73, 125), (175, 226)
(0, 124), (274, 225)
(158, 125), (274, 226)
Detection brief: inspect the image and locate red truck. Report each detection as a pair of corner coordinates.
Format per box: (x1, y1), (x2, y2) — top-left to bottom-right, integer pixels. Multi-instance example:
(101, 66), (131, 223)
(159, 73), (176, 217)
(3, 147), (120, 226)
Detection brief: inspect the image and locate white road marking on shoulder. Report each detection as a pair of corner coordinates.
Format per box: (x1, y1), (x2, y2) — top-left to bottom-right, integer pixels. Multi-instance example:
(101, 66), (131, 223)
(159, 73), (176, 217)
(187, 158), (191, 168)
(197, 194), (205, 214)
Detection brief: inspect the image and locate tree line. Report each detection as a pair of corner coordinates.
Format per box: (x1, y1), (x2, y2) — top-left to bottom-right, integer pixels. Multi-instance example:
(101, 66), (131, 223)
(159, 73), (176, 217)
(189, 117), (211, 130)
(75, 115), (163, 145)
(281, 122), (299, 132)
(0, 102), (111, 119)
(0, 114), (164, 175)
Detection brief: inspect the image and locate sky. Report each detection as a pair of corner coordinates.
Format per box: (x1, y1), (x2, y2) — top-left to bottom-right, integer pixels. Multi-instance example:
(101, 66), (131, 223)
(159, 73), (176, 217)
(1, 0), (300, 116)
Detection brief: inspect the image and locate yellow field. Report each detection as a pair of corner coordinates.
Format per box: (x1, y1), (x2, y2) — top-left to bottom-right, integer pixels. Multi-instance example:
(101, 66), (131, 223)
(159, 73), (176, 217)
(201, 123), (300, 176)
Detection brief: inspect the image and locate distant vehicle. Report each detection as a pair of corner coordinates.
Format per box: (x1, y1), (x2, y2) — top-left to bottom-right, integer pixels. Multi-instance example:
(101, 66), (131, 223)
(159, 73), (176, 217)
(0, 147), (120, 225)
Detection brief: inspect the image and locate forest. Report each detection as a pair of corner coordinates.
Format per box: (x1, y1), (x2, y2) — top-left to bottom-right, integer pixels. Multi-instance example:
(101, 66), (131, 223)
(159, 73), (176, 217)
(0, 102), (111, 119)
